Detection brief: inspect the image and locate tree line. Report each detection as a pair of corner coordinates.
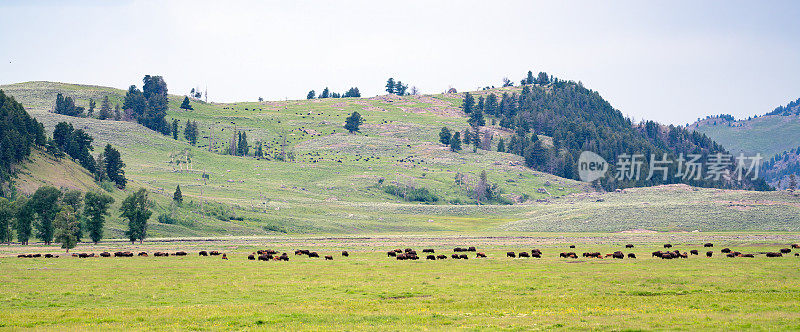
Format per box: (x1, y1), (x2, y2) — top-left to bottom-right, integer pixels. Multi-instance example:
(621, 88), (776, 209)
(0, 186), (153, 250)
(0, 90), (47, 195)
(307, 87), (361, 99)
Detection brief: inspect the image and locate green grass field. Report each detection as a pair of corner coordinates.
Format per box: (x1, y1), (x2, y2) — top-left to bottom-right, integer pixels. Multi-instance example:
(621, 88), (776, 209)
(1, 235), (799, 330)
(691, 115), (800, 158)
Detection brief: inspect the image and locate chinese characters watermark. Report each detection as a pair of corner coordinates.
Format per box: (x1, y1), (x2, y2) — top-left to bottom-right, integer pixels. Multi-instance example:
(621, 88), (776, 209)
(577, 152), (762, 183)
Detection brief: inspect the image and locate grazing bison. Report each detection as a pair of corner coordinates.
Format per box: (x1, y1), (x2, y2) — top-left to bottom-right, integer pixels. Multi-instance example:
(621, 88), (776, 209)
(766, 252), (783, 257)
(612, 251), (624, 259)
(44, 254), (53, 258)
(704, 243), (714, 247)
(791, 244), (800, 249)
(324, 255), (333, 260)
(199, 251), (208, 256)
(661, 252), (673, 259)
(531, 249), (542, 255)
(248, 254), (255, 260)
(726, 253), (736, 258)
(569, 245), (576, 249)
(452, 254), (460, 259)
(625, 244), (634, 248)
(779, 248), (792, 254)
(404, 248), (414, 253)
(454, 247), (464, 252)
(721, 248), (731, 253)
(531, 252), (541, 258)
(258, 254), (270, 261)
(467, 247), (476, 252)
(209, 251), (221, 256)
(507, 252), (516, 258)
(740, 254), (754, 258)
(690, 250), (699, 255)
(100, 252), (111, 257)
(308, 252), (319, 258)
(652, 251), (663, 258)
(664, 244), (672, 248)
(341, 251), (349, 257)
(459, 254), (468, 260)
(174, 251), (187, 256)
(295, 250), (303, 255)
(476, 252), (487, 258)
(436, 255), (447, 260)
(422, 249), (434, 253)
(583, 252), (601, 258)
(387, 251), (397, 257)
(706, 251), (713, 257)
(519, 252), (530, 258)
(426, 255), (436, 260)
(406, 250), (417, 256)
(138, 252), (148, 257)
(278, 254), (289, 261)
(394, 249), (402, 253)
(627, 253), (636, 259)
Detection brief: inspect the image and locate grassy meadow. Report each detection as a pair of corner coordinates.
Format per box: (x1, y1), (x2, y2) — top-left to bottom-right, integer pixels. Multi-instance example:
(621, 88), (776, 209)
(1, 234), (799, 330)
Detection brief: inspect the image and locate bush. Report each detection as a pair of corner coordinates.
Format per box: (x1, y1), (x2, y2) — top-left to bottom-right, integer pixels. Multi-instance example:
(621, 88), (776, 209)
(383, 185), (439, 203)
(157, 213), (179, 224)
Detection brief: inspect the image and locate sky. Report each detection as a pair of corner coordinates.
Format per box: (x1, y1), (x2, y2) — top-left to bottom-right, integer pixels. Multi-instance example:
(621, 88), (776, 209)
(1, 0), (798, 125)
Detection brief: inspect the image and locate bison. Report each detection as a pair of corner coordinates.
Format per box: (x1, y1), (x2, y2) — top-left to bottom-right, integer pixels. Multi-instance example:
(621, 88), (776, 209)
(436, 255), (447, 260)
(422, 249), (434, 253)
(569, 245), (576, 249)
(476, 252), (487, 258)
(100, 252), (111, 257)
(308, 252), (319, 258)
(467, 247), (476, 252)
(459, 254), (468, 260)
(341, 251), (349, 257)
(704, 243), (714, 247)
(726, 253), (736, 258)
(426, 255), (436, 260)
(721, 248), (732, 253)
(625, 244), (634, 248)
(664, 244), (672, 248)
(258, 254), (270, 261)
(706, 251), (713, 257)
(627, 253), (636, 259)
(324, 255), (333, 260)
(531, 252), (541, 258)
(779, 248), (792, 254)
(791, 244), (800, 249)
(174, 251), (187, 256)
(507, 252), (516, 258)
(531, 249), (542, 255)
(612, 251), (624, 259)
(248, 254), (255, 260)
(740, 253), (754, 258)
(766, 252), (783, 257)
(519, 252), (530, 258)
(690, 250), (699, 255)
(387, 251), (397, 257)
(199, 251), (208, 256)
(209, 251), (221, 256)
(454, 247), (464, 252)
(138, 252), (148, 257)
(452, 254), (460, 259)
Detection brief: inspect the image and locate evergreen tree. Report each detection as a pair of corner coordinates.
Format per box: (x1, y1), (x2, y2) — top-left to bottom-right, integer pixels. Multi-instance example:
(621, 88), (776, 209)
(123, 85), (147, 120)
(307, 90), (316, 99)
(450, 132), (462, 152)
(484, 93), (498, 116)
(344, 111), (363, 133)
(114, 103), (121, 120)
(237, 131), (249, 156)
(121, 189), (151, 244)
(180, 96), (193, 110)
(30, 186), (62, 245)
(320, 87), (330, 98)
(526, 70), (535, 85)
(87, 98), (96, 117)
(54, 206), (79, 252)
(254, 141), (263, 158)
(439, 127), (451, 145)
(472, 129), (480, 152)
(468, 109), (485, 128)
(103, 144), (126, 189)
(61, 189), (83, 241)
(462, 92), (475, 114)
(386, 78), (395, 94)
(184, 120), (198, 145)
(477, 96), (485, 113)
(173, 185), (183, 205)
(0, 197), (12, 244)
(394, 81), (408, 96)
(98, 96), (112, 120)
(84, 191), (114, 244)
(172, 119), (179, 140)
(497, 137), (505, 152)
(141, 75), (170, 135)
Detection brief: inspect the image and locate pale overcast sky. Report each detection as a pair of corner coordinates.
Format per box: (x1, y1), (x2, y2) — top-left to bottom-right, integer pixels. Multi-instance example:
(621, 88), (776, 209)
(1, 0), (798, 124)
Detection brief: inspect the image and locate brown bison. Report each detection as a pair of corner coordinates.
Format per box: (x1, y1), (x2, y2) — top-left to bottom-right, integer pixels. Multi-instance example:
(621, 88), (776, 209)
(467, 247), (476, 252)
(44, 254), (53, 258)
(791, 244), (800, 249)
(531, 249), (542, 255)
(174, 251), (188, 256)
(721, 248), (731, 253)
(426, 255), (436, 260)
(519, 252), (530, 258)
(454, 247), (464, 252)
(452, 253), (460, 259)
(341, 251), (349, 257)
(436, 255), (447, 259)
(258, 254), (270, 261)
(324, 255), (333, 260)
(706, 251), (713, 257)
(664, 244), (672, 248)
(476, 252), (487, 258)
(740, 253), (754, 258)
(100, 252), (111, 257)
(459, 254), (468, 260)
(278, 254), (289, 261)
(387, 251), (397, 257)
(652, 251), (663, 258)
(690, 250), (699, 255)
(726, 253), (736, 258)
(209, 251), (221, 256)
(248, 254), (255, 260)
(422, 249), (434, 253)
(531, 252), (541, 258)
(569, 245), (576, 249)
(138, 252), (148, 257)
(612, 251), (624, 259)
(199, 251), (208, 256)
(779, 248), (792, 254)
(507, 252), (516, 258)
(308, 252), (319, 258)
(627, 253), (636, 258)
(625, 244), (634, 248)
(766, 252), (783, 257)
(704, 243), (714, 247)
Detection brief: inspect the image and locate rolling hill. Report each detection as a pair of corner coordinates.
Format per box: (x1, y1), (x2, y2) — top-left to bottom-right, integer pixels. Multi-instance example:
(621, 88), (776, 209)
(689, 113), (800, 158)
(2, 81), (800, 236)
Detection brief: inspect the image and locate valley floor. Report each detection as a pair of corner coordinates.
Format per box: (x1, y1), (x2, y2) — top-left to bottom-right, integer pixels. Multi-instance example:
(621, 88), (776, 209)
(1, 233), (799, 330)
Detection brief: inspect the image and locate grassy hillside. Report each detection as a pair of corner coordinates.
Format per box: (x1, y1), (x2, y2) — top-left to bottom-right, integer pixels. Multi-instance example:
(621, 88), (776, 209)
(3, 81), (800, 236)
(690, 114), (800, 158)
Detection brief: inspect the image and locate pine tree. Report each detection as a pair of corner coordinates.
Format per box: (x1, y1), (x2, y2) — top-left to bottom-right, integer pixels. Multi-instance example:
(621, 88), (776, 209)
(386, 78), (395, 94)
(450, 132), (462, 152)
(0, 197), (12, 244)
(173, 185), (183, 205)
(320, 87), (330, 98)
(468, 109), (485, 128)
(526, 71), (535, 84)
(184, 120), (198, 145)
(121, 189), (152, 244)
(54, 206), (79, 252)
(394, 81), (408, 96)
(497, 137), (505, 152)
(84, 191), (114, 244)
(307, 90), (316, 99)
(87, 99), (96, 117)
(30, 186), (62, 245)
(104, 144), (126, 189)
(172, 119), (179, 140)
(180, 96), (193, 110)
(462, 92), (475, 114)
(344, 112), (363, 133)
(439, 127), (451, 145)
(98, 96), (112, 120)
(13, 197), (33, 245)
(114, 103), (121, 120)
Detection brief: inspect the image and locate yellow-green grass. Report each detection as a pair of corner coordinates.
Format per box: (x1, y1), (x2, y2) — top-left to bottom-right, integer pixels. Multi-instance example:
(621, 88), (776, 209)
(1, 235), (799, 330)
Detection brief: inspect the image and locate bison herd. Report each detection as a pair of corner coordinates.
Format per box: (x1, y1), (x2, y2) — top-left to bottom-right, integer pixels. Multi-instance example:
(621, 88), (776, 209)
(13, 243), (800, 262)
